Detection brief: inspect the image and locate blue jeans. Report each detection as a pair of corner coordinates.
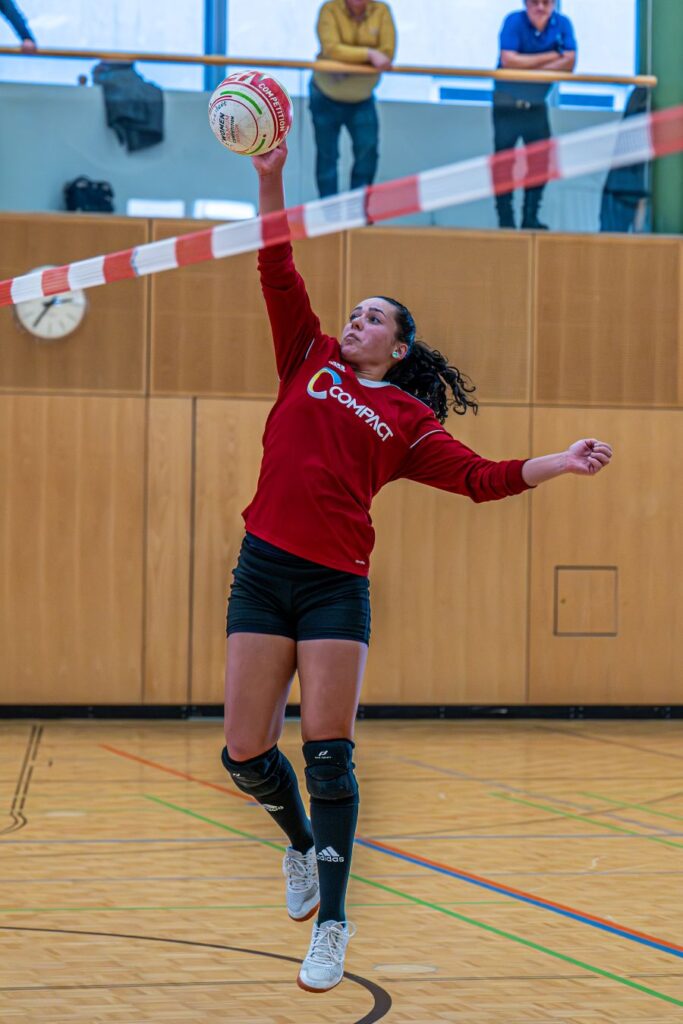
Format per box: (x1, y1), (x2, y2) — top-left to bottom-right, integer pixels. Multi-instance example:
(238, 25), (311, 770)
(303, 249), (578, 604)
(492, 94), (551, 227)
(309, 81), (379, 198)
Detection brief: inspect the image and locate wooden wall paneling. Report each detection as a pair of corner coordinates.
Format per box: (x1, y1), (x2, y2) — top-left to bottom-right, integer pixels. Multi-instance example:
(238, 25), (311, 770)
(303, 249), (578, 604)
(528, 408), (683, 704)
(150, 220), (345, 397)
(0, 395), (145, 703)
(0, 213), (149, 394)
(144, 398), (193, 704)
(554, 566), (618, 636)
(534, 234), (680, 407)
(365, 406), (531, 704)
(188, 399), (302, 703)
(346, 229), (533, 404)
(190, 403), (529, 707)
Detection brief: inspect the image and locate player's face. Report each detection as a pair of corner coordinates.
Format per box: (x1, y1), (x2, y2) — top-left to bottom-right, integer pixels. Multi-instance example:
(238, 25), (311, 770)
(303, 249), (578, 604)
(346, 0), (370, 17)
(525, 0), (555, 31)
(341, 298), (406, 371)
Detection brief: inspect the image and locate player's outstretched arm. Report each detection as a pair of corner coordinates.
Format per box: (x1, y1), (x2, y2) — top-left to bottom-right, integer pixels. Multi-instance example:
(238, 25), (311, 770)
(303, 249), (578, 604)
(252, 141), (288, 215)
(522, 439), (613, 487)
(250, 140), (321, 381)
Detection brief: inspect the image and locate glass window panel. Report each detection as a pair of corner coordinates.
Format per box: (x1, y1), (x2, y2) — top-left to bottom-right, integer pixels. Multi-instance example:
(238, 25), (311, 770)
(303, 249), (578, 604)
(227, 0), (637, 107)
(0, 0), (204, 90)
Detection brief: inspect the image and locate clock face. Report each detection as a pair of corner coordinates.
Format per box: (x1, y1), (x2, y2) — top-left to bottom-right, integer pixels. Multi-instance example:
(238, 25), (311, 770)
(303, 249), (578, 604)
(14, 288), (88, 341)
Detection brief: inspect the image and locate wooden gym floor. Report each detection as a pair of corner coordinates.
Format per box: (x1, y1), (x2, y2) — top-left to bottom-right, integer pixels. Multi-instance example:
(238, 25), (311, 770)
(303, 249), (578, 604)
(1, 718), (683, 1023)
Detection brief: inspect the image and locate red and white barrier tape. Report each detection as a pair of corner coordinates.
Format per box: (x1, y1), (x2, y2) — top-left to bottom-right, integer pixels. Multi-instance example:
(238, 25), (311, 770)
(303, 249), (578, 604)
(2, 104), (682, 309)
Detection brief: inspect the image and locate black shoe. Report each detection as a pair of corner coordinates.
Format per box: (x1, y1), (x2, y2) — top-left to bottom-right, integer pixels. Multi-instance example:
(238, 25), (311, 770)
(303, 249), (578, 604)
(497, 215), (516, 230)
(521, 216), (549, 231)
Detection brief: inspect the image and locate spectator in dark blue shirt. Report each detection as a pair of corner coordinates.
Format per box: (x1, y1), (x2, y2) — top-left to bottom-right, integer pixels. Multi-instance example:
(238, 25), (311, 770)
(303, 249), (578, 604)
(0, 0), (36, 51)
(493, 0), (576, 230)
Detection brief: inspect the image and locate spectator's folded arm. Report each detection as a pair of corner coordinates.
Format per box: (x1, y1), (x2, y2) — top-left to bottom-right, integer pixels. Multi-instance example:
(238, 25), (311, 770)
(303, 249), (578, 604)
(378, 9), (397, 62)
(317, 9), (371, 64)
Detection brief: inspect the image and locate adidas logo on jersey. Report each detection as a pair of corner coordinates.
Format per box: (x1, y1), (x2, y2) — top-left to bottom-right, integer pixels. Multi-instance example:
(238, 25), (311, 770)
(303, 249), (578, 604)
(317, 846), (344, 862)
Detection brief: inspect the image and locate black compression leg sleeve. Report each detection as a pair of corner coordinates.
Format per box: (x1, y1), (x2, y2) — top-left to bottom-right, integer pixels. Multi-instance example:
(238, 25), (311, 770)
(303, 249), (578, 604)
(303, 739), (359, 923)
(221, 745), (313, 854)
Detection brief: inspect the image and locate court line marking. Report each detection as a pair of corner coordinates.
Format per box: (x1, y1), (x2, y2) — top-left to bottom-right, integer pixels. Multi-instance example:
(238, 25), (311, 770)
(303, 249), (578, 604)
(0, 872), (463, 885)
(0, 925), (392, 1024)
(4, 832), (683, 845)
(582, 792), (683, 824)
(355, 836), (683, 960)
(1, 724), (42, 835)
(0, 837), (249, 844)
(0, 899), (507, 913)
(145, 795), (683, 1009)
(98, 744), (683, 960)
(9, 970), (683, 991)
(400, 757), (676, 834)
(99, 744), (253, 803)
(492, 792), (683, 851)
(534, 726), (683, 763)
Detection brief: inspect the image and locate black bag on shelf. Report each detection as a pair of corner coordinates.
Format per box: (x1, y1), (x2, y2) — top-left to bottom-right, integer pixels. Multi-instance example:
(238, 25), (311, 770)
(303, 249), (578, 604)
(64, 176), (115, 213)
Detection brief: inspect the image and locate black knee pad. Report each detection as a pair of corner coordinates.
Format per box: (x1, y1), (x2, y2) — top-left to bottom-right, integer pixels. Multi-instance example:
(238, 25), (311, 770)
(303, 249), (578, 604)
(303, 739), (358, 801)
(221, 744), (295, 802)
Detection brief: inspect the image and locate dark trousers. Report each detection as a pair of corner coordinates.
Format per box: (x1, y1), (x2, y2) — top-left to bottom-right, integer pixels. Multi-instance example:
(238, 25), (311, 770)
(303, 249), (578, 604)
(492, 94), (551, 227)
(599, 192), (642, 233)
(309, 81), (379, 198)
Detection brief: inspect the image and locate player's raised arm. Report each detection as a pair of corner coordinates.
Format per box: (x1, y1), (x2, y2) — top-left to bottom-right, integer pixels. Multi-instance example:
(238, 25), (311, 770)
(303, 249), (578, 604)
(250, 142), (322, 382)
(252, 141), (288, 214)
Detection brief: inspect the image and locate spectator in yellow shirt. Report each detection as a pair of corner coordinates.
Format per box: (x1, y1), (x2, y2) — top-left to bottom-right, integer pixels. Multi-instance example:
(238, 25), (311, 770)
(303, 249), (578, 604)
(310, 0), (396, 197)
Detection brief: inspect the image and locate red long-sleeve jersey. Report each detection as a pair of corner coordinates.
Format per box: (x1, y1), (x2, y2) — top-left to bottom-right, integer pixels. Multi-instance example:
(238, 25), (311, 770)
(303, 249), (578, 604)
(242, 243), (530, 576)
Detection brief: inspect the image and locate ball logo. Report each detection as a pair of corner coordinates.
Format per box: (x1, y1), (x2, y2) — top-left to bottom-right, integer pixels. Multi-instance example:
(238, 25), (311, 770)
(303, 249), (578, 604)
(306, 366), (393, 441)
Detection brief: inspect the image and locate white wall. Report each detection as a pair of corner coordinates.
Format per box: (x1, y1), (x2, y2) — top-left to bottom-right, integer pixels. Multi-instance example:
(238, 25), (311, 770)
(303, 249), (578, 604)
(0, 81), (617, 239)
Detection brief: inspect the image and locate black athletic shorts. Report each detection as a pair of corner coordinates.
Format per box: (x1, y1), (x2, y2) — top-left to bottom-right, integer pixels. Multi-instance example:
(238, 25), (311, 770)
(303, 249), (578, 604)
(226, 533), (371, 644)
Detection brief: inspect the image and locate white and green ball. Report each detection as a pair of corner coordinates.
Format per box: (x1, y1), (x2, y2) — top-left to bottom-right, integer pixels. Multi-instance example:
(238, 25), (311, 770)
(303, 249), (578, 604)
(208, 70), (293, 156)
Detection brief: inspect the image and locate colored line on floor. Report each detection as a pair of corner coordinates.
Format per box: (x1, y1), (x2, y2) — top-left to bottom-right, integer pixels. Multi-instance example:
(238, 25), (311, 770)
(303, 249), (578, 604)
(0, 904), (284, 913)
(145, 794), (683, 1009)
(0, 899), (508, 914)
(4, 832), (683, 845)
(0, 924), (393, 1019)
(582, 793), (683, 824)
(0, 838), (248, 845)
(362, 832), (683, 841)
(100, 745), (683, 960)
(401, 758), (676, 834)
(99, 744), (253, 803)
(355, 836), (683, 960)
(492, 792), (683, 851)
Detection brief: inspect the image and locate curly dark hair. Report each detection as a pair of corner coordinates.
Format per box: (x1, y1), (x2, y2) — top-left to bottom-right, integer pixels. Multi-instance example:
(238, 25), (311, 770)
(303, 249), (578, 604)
(378, 297), (478, 424)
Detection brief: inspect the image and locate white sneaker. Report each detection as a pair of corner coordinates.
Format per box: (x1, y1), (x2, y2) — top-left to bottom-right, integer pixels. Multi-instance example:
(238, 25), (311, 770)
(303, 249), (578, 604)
(297, 920), (356, 993)
(283, 846), (319, 922)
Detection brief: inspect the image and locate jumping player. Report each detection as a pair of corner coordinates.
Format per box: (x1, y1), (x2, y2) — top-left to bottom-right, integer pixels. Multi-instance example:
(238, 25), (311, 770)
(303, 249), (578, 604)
(220, 141), (613, 993)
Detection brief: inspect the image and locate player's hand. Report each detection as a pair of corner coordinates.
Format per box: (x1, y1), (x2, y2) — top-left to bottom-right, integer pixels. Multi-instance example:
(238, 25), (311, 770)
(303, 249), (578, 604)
(251, 141), (287, 177)
(367, 48), (392, 70)
(21, 39), (37, 53)
(564, 439), (613, 476)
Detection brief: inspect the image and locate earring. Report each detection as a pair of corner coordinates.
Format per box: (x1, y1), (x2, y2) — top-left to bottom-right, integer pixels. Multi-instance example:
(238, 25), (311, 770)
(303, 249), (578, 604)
(392, 351), (401, 359)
